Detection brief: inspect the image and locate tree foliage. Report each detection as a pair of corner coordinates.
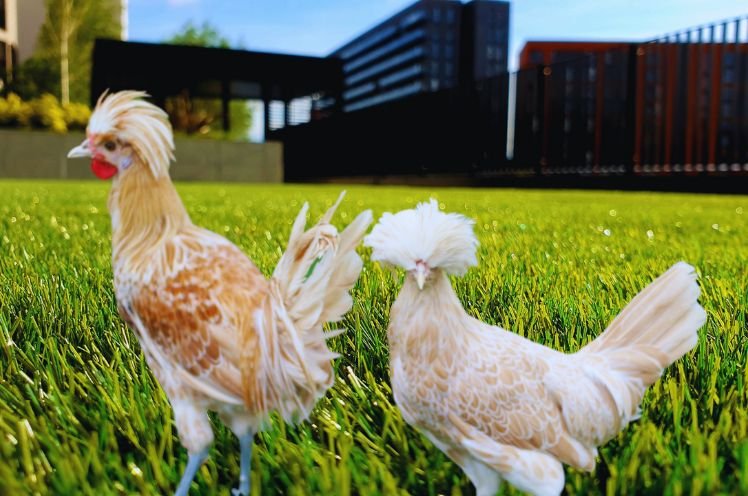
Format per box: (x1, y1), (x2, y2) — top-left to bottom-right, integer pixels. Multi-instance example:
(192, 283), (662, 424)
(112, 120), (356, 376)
(164, 21), (253, 141)
(34, 0), (121, 104)
(167, 21), (231, 49)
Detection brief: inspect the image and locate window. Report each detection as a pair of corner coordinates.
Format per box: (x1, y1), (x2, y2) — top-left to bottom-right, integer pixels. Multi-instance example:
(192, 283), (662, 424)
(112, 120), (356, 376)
(379, 64), (423, 87)
(446, 8), (456, 24)
(344, 82), (376, 100)
(345, 46), (425, 85)
(288, 97), (312, 125)
(268, 101), (286, 131)
(401, 10), (426, 28)
(343, 29), (425, 73)
(0, 0), (5, 31)
(344, 81), (423, 112)
(432, 7), (441, 22)
(339, 26), (397, 60)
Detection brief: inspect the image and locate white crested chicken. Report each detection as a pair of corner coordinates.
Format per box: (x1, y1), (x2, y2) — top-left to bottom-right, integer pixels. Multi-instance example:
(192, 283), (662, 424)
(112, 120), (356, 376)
(364, 199), (706, 496)
(67, 91), (372, 495)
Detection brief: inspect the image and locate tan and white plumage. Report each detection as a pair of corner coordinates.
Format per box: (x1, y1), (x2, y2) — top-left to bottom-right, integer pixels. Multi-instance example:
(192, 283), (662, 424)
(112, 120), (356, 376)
(68, 91), (372, 495)
(364, 199), (706, 496)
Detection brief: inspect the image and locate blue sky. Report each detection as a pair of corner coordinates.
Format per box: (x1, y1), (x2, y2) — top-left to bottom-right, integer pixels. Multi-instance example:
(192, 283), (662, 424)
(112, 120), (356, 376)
(129, 0), (748, 70)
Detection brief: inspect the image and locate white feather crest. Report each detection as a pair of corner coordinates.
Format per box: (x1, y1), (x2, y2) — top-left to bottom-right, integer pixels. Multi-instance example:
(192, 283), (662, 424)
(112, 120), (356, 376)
(88, 90), (175, 178)
(364, 199), (478, 275)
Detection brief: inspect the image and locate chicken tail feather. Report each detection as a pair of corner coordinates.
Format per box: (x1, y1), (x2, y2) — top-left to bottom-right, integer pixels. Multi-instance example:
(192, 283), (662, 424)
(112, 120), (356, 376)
(243, 193), (371, 421)
(577, 262), (706, 437)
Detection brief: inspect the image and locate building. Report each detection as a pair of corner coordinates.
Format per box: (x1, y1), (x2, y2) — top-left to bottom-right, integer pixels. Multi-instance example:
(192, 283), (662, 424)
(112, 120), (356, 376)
(461, 0), (509, 81)
(514, 41), (634, 173)
(0, 0), (127, 91)
(92, 39), (342, 139)
(331, 0), (509, 112)
(513, 38), (748, 175)
(0, 0), (17, 90)
(16, 0), (44, 63)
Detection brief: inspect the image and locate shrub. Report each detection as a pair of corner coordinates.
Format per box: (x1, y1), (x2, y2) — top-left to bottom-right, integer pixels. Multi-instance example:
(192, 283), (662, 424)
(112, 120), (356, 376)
(28, 94), (67, 133)
(0, 93), (91, 133)
(0, 93), (33, 127)
(63, 102), (91, 131)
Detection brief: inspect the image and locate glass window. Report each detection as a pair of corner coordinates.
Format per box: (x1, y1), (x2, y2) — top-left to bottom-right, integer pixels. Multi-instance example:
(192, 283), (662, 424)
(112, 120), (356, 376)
(343, 28), (425, 72)
(445, 43), (454, 58)
(0, 0), (5, 30)
(446, 8), (456, 24)
(344, 82), (376, 100)
(401, 10), (426, 28)
(339, 26), (397, 60)
(724, 68), (735, 83)
(432, 7), (441, 22)
(288, 97), (312, 125)
(344, 81), (424, 112)
(268, 101), (286, 131)
(445, 61), (454, 77)
(379, 64), (423, 87)
(345, 46), (426, 85)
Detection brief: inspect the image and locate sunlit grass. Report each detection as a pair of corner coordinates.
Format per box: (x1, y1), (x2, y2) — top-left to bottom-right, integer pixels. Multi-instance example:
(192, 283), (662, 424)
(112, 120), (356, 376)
(0, 180), (746, 495)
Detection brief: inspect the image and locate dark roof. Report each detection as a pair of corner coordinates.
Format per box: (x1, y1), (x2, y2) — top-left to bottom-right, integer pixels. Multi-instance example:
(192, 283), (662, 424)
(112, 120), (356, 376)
(91, 39), (342, 105)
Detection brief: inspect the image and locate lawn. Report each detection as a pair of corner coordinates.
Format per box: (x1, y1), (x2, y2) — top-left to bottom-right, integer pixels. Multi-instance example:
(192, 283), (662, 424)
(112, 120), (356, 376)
(0, 180), (746, 495)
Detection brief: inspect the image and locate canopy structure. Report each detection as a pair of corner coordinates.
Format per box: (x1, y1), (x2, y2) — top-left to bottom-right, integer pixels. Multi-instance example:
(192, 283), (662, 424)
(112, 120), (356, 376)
(91, 39), (343, 136)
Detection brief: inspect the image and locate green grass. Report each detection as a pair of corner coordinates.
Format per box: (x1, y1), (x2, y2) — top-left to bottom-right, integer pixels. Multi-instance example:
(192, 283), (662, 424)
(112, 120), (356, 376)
(0, 180), (746, 495)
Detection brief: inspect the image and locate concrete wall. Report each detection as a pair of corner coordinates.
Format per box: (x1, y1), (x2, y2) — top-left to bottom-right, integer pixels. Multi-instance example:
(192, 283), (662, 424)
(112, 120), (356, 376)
(0, 129), (283, 182)
(16, 0), (43, 63)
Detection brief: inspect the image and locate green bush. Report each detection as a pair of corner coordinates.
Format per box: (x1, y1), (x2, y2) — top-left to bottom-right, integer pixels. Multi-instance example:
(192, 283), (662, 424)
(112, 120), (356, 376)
(0, 93), (33, 127)
(28, 94), (67, 132)
(63, 102), (92, 131)
(0, 93), (91, 133)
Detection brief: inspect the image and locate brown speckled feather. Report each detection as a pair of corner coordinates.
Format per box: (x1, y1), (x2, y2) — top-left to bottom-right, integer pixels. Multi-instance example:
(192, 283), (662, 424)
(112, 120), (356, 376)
(126, 229), (268, 402)
(366, 201), (705, 496)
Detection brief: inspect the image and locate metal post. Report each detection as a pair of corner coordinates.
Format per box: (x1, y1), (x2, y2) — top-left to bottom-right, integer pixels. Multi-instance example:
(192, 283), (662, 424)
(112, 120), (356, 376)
(221, 80), (231, 133)
(263, 99), (271, 141)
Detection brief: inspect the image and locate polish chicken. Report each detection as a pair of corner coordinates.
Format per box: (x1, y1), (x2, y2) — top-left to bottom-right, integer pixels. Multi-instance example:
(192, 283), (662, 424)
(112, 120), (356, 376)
(364, 199), (706, 496)
(67, 91), (372, 495)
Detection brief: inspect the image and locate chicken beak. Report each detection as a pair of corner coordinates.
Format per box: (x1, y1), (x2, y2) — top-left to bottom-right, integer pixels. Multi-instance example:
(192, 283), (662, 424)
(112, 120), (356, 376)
(415, 262), (429, 290)
(68, 139), (91, 158)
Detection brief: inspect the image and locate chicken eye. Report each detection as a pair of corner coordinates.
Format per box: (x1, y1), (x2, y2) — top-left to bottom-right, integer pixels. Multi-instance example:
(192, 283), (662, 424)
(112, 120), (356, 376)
(104, 141), (117, 152)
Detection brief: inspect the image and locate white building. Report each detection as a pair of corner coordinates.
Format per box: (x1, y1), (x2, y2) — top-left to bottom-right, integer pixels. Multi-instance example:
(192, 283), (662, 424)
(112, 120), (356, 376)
(0, 0), (127, 89)
(0, 0), (18, 89)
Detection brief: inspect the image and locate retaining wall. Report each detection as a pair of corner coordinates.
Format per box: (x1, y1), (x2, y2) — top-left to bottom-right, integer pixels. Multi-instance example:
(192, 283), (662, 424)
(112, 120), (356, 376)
(0, 129), (283, 182)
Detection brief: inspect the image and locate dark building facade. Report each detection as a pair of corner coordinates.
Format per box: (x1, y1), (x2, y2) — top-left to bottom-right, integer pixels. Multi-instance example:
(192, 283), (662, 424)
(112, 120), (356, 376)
(461, 0), (509, 81)
(513, 38), (748, 175)
(331, 0), (509, 112)
(91, 40), (343, 139)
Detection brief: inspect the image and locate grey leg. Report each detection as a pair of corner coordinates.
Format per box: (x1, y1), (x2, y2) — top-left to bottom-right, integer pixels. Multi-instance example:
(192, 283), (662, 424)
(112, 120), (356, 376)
(232, 431), (254, 496)
(174, 449), (209, 496)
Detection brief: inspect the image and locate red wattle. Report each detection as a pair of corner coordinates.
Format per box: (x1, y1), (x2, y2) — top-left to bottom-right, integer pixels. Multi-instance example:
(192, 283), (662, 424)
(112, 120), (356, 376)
(91, 159), (118, 180)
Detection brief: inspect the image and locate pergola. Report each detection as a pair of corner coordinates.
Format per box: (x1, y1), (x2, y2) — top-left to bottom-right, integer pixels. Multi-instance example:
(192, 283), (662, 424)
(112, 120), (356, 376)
(91, 39), (342, 136)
